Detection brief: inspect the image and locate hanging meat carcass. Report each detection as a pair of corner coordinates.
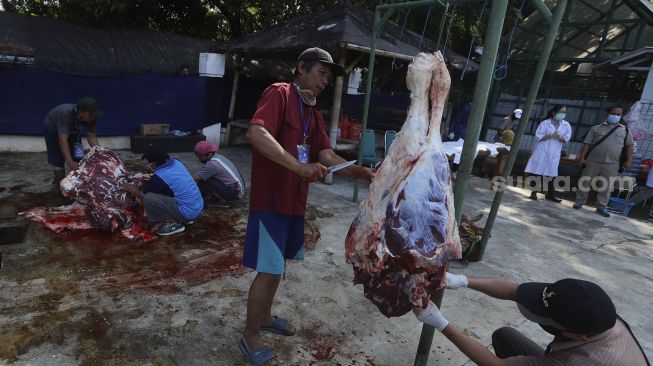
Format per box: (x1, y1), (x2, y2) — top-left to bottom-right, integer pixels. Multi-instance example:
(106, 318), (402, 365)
(345, 52), (462, 317)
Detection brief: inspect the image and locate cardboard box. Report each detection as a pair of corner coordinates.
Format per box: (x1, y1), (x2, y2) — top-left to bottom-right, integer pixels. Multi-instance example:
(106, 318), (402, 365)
(130, 134), (206, 153)
(140, 123), (170, 136)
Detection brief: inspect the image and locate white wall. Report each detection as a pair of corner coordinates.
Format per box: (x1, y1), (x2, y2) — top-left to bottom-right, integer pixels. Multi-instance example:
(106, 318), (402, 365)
(0, 135), (131, 152)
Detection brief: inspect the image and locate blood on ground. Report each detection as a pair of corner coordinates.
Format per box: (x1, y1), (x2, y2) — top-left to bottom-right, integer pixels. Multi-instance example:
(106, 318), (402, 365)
(14, 180), (323, 294)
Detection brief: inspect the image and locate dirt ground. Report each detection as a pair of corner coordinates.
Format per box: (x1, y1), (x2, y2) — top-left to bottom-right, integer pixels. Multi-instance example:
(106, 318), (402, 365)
(1, 147), (651, 365)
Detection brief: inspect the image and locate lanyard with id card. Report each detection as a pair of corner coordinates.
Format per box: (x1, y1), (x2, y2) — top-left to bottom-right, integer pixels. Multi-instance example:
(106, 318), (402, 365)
(72, 125), (85, 161)
(295, 85), (311, 164)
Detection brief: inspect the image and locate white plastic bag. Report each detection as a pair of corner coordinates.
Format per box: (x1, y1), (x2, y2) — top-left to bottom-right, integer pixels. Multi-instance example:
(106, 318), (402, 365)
(623, 101), (653, 141)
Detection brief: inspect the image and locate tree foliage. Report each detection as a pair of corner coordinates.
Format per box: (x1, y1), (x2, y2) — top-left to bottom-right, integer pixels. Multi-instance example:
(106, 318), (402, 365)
(1, 0), (531, 58)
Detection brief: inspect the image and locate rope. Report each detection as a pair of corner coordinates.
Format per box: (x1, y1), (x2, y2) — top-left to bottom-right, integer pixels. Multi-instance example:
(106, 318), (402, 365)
(461, 0), (490, 81)
(418, 6), (433, 51)
(391, 8), (411, 71)
(441, 4), (457, 57)
(494, 0), (527, 80)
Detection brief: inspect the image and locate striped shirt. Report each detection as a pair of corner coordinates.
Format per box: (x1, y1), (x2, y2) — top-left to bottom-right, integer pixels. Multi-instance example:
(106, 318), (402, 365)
(506, 319), (647, 366)
(197, 155), (244, 198)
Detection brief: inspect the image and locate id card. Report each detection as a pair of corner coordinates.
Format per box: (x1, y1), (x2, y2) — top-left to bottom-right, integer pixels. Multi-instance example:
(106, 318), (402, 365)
(297, 144), (310, 164)
(73, 142), (85, 161)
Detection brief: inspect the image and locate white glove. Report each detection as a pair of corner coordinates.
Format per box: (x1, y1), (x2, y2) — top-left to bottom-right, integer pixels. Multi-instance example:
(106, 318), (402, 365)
(445, 272), (468, 290)
(413, 302), (449, 331)
(448, 132), (455, 140)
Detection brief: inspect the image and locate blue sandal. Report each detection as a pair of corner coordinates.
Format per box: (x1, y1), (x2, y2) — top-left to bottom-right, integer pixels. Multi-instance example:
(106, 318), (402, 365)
(260, 316), (295, 336)
(239, 338), (275, 366)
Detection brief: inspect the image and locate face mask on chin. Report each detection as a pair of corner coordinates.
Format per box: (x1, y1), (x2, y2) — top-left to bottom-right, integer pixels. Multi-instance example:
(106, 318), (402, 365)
(293, 83), (317, 106)
(606, 114), (621, 124)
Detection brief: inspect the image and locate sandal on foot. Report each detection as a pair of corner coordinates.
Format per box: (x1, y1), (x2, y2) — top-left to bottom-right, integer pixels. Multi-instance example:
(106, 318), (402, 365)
(260, 316), (295, 336)
(239, 338), (275, 366)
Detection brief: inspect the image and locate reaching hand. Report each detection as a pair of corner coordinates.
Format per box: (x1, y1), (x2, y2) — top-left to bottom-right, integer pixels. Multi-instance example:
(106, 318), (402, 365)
(120, 183), (140, 196)
(295, 163), (328, 182)
(622, 161), (632, 171)
(445, 272), (469, 290)
(67, 161), (79, 171)
(356, 166), (375, 182)
(413, 301), (449, 331)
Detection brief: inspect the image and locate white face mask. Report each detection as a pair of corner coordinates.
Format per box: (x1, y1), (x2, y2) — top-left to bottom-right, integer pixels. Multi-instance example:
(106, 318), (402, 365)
(554, 112), (566, 122)
(606, 114), (621, 124)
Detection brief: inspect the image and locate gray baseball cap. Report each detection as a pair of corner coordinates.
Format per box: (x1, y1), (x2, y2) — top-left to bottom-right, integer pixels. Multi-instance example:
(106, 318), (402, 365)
(297, 47), (344, 77)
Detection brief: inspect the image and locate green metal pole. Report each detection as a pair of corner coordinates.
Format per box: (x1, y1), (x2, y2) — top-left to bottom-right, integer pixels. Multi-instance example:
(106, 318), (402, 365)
(473, 0), (568, 261)
(415, 1), (509, 364)
(413, 288), (444, 366)
(378, 0), (440, 11)
(530, 0), (552, 23)
(452, 0), (509, 224)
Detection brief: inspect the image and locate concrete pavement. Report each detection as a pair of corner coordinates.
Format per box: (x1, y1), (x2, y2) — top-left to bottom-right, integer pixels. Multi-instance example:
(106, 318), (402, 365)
(0, 146), (650, 365)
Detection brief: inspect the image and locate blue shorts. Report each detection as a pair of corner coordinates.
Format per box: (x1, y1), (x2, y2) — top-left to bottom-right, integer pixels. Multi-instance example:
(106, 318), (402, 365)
(44, 127), (66, 168)
(243, 210), (305, 275)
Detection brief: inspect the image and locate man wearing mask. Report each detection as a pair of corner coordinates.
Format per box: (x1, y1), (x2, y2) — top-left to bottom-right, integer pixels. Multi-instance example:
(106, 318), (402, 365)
(574, 106), (634, 217)
(413, 273), (649, 366)
(239, 47), (374, 365)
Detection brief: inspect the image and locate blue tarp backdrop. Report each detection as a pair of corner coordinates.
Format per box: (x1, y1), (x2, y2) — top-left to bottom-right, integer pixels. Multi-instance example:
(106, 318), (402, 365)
(0, 67), (230, 136)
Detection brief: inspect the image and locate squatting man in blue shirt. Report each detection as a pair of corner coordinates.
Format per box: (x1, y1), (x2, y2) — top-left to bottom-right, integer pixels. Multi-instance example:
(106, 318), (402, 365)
(121, 145), (203, 236)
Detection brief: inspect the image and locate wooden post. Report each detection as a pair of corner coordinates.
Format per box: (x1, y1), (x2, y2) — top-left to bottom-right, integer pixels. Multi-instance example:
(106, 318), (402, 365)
(325, 48), (348, 185)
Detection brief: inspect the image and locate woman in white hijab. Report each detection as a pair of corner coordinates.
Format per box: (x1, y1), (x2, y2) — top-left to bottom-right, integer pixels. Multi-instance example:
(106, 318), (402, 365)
(524, 105), (572, 202)
(495, 108), (522, 142)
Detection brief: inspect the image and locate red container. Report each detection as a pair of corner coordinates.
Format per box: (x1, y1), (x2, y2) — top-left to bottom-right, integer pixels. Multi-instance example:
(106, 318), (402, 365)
(339, 114), (351, 139)
(349, 123), (361, 140)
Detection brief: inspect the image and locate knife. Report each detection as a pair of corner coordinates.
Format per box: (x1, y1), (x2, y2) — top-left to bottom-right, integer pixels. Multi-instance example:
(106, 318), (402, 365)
(328, 160), (357, 173)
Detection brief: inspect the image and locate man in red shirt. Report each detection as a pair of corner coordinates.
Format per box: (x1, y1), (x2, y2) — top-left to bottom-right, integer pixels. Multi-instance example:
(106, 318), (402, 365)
(239, 47), (374, 365)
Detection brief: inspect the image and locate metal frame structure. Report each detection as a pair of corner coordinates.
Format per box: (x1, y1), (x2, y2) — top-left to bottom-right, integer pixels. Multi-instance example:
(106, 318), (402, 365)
(478, 0), (653, 260)
(482, 0), (653, 143)
(353, 1), (559, 364)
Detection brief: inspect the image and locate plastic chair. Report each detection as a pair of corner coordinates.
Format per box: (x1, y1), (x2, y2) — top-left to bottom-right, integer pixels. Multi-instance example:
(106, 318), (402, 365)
(361, 129), (383, 167)
(613, 176), (636, 200)
(613, 154), (643, 200)
(384, 130), (397, 157)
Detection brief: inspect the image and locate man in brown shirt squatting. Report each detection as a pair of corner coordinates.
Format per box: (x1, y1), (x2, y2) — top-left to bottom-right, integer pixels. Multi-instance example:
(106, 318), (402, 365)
(413, 273), (649, 366)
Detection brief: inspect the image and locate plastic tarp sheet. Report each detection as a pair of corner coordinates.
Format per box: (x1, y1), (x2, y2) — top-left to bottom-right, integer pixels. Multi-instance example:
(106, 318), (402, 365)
(0, 67), (230, 136)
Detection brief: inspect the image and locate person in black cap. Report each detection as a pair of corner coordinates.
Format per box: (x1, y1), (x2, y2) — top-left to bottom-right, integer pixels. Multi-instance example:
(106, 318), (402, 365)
(44, 97), (103, 186)
(121, 145), (203, 236)
(412, 273), (648, 366)
(239, 47), (374, 365)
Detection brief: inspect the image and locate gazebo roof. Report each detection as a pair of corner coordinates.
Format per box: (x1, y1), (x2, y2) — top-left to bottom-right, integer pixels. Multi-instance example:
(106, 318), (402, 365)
(218, 4), (478, 72)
